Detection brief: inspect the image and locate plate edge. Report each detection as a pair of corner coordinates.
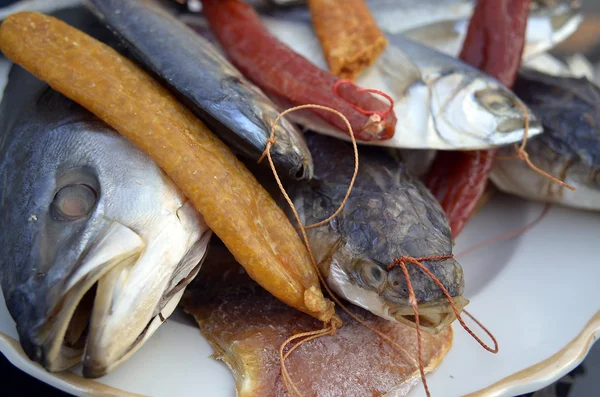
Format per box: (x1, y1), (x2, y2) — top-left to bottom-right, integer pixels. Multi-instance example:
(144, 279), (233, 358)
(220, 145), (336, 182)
(463, 309), (600, 397)
(0, 332), (145, 397)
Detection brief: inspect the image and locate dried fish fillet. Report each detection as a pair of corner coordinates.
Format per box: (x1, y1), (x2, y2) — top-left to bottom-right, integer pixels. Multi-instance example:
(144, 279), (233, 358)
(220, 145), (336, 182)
(0, 11), (335, 323)
(307, 0), (387, 80)
(183, 247), (453, 397)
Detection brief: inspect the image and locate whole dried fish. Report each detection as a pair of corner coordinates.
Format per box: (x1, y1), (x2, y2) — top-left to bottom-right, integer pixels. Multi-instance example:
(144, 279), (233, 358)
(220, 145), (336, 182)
(0, 53), (212, 377)
(85, 0), (314, 180)
(287, 133), (468, 333)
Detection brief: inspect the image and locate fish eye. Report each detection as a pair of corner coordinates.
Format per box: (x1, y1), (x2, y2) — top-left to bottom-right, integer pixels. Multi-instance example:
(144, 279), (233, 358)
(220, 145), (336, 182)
(359, 261), (386, 289)
(52, 184), (98, 221)
(475, 89), (516, 113)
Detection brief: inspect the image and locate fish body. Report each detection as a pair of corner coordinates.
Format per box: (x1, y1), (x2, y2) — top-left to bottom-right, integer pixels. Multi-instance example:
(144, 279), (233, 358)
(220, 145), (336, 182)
(0, 40), (212, 377)
(288, 133), (467, 333)
(401, 0), (582, 60)
(183, 245), (453, 397)
(257, 17), (542, 150)
(84, 0), (313, 180)
(244, 0), (581, 61)
(490, 68), (600, 211)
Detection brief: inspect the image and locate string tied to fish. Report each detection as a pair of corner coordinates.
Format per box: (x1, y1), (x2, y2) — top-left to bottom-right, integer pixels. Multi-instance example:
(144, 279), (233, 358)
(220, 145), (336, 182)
(496, 100), (576, 191)
(332, 78), (395, 123)
(260, 104), (427, 397)
(260, 103), (501, 397)
(388, 254), (499, 397)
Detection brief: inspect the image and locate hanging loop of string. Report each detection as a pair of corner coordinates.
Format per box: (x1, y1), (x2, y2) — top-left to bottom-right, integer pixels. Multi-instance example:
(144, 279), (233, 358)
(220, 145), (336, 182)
(332, 79), (395, 122)
(259, 104), (358, 397)
(260, 104), (502, 397)
(495, 101), (575, 191)
(388, 254), (499, 397)
(260, 104), (428, 397)
(257, 106), (358, 231)
(455, 203), (551, 258)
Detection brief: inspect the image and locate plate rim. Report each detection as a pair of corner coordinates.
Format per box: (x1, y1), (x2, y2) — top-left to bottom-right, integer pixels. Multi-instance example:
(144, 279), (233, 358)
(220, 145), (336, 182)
(1, 309), (599, 397)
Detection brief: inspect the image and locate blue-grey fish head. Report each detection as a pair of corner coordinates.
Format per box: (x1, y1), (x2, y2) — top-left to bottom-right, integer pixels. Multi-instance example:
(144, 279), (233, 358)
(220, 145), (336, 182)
(0, 63), (212, 377)
(491, 68), (600, 210)
(306, 194), (467, 334)
(294, 134), (467, 334)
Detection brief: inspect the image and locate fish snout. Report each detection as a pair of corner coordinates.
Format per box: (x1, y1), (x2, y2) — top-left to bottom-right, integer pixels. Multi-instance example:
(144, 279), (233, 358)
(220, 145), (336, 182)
(386, 256), (468, 333)
(8, 222), (146, 373)
(10, 205), (211, 377)
(83, 211), (211, 377)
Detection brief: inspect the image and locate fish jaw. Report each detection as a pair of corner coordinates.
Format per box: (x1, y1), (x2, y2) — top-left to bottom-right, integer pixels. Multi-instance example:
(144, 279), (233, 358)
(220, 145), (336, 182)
(320, 240), (467, 334)
(11, 203), (211, 376)
(83, 203), (212, 377)
(387, 296), (469, 334)
(20, 221), (145, 372)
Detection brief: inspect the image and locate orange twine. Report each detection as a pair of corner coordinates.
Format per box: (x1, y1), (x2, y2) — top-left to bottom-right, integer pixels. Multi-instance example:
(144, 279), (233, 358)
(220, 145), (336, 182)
(332, 79), (395, 122)
(388, 255), (499, 397)
(260, 104), (423, 396)
(495, 101), (575, 191)
(261, 105), (499, 397)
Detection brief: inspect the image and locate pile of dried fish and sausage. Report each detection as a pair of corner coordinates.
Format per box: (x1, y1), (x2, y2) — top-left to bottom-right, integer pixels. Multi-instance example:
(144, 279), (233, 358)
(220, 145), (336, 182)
(0, 0), (597, 396)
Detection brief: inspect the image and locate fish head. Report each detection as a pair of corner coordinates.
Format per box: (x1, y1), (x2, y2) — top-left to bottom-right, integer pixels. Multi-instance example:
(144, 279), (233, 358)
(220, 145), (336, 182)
(303, 181), (467, 334)
(491, 68), (600, 211)
(321, 240), (467, 334)
(0, 69), (212, 377)
(430, 70), (543, 148)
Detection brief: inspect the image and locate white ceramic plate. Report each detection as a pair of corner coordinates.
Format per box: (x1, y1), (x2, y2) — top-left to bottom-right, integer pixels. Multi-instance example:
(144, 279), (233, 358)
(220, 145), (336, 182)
(1, 192), (599, 397)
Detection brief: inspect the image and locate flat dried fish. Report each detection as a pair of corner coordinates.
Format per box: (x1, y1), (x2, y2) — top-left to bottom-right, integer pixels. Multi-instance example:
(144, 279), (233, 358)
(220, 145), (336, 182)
(183, 246), (453, 397)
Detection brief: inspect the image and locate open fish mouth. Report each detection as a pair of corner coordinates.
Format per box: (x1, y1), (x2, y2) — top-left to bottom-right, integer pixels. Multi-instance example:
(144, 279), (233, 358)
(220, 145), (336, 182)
(389, 296), (470, 334)
(30, 210), (211, 378)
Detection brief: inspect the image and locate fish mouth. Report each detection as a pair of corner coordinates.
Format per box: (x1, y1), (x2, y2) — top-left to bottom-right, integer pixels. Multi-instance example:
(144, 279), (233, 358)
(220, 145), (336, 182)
(389, 296), (470, 334)
(326, 258), (468, 334)
(32, 204), (211, 377)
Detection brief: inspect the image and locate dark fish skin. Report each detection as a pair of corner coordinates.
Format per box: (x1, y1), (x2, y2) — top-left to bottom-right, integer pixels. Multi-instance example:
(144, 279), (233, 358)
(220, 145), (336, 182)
(288, 133), (464, 314)
(85, 0), (313, 180)
(490, 68), (600, 209)
(0, 60), (111, 363)
(0, 10), (115, 359)
(512, 69), (600, 172)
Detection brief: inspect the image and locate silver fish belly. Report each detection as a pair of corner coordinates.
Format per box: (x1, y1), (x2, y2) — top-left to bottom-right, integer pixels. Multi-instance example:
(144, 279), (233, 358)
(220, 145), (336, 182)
(257, 16), (542, 150)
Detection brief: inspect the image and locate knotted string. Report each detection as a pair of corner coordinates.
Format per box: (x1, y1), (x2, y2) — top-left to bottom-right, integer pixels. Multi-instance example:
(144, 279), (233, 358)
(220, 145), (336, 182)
(261, 104), (503, 397)
(332, 79), (395, 123)
(388, 255), (499, 397)
(495, 101), (575, 191)
(260, 104), (425, 396)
